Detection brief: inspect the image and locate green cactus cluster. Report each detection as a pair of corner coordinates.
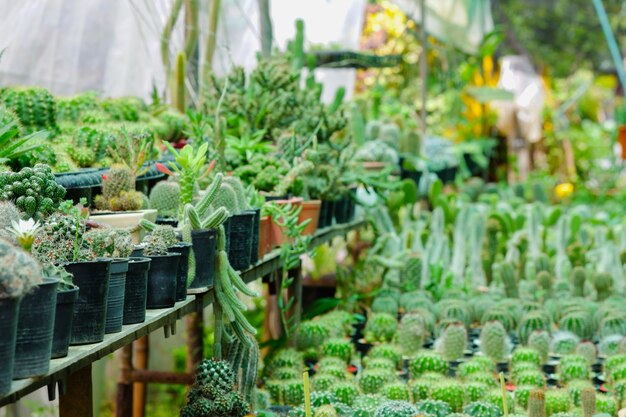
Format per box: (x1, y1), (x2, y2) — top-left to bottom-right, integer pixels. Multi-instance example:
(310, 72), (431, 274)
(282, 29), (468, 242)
(0, 164), (66, 218)
(84, 228), (134, 258)
(358, 369), (396, 394)
(1, 87), (57, 134)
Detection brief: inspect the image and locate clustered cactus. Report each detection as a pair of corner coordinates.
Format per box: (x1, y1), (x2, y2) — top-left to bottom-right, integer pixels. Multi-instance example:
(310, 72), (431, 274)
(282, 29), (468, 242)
(95, 165), (144, 211)
(0, 238), (43, 299)
(0, 164), (66, 218)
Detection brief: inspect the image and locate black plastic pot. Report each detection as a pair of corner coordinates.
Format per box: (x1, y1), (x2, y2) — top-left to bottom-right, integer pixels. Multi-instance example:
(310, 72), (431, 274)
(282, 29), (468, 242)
(51, 286), (79, 359)
(123, 258), (151, 324)
(105, 259), (129, 334)
(189, 228), (217, 290)
(64, 186), (94, 207)
(227, 212), (255, 271)
(14, 278), (59, 379)
(249, 208), (261, 265)
(0, 297), (21, 395)
(146, 253), (181, 309)
(436, 166), (458, 184)
(170, 243), (192, 301)
(156, 217), (178, 228)
(131, 245), (145, 258)
(65, 259), (112, 345)
(320, 200), (335, 228)
(318, 200), (329, 228)
(333, 197), (350, 224)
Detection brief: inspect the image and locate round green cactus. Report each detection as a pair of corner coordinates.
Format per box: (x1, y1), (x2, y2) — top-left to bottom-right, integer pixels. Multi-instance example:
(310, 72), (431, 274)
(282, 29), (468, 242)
(0, 237), (43, 299)
(481, 320), (510, 363)
(464, 401), (503, 417)
(313, 374), (341, 392)
(365, 313), (398, 343)
(551, 332), (580, 355)
(512, 347), (542, 367)
(593, 272), (613, 301)
(466, 371), (498, 387)
(297, 320), (332, 351)
(332, 382), (359, 406)
(559, 312), (591, 340)
(314, 404), (339, 417)
(439, 302), (472, 327)
(381, 381), (409, 401)
(514, 370), (546, 388)
(464, 381), (489, 404)
(430, 380), (464, 412)
(321, 338), (353, 363)
(358, 369), (396, 394)
(458, 357), (494, 377)
(415, 399), (452, 417)
(482, 308), (517, 333)
(266, 379), (305, 406)
(374, 400), (419, 417)
(599, 335), (622, 357)
(367, 343), (402, 369)
(195, 359), (236, 392)
(408, 378), (431, 402)
(484, 388), (514, 414)
(515, 385), (534, 409)
(565, 379), (593, 407)
(598, 314), (626, 340)
(269, 348), (304, 371)
(408, 351), (448, 378)
(362, 357), (396, 372)
(310, 390), (336, 407)
(545, 390), (571, 417)
(574, 341), (597, 365)
(149, 181), (181, 218)
(518, 311), (551, 345)
(398, 312), (427, 356)
(436, 321), (467, 361)
(528, 330), (551, 364)
(511, 362), (541, 380)
(371, 295), (399, 315)
(1, 87), (57, 133)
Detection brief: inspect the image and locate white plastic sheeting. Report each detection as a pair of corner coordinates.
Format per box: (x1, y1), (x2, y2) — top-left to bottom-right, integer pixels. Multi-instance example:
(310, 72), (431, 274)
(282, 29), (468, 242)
(0, 0), (365, 101)
(393, 0), (493, 54)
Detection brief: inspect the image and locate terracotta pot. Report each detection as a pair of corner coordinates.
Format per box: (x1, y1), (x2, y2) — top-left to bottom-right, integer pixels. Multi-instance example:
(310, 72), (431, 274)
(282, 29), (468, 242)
(619, 126), (626, 160)
(362, 161), (388, 171)
(269, 197), (303, 247)
(298, 200), (321, 236)
(258, 216), (272, 259)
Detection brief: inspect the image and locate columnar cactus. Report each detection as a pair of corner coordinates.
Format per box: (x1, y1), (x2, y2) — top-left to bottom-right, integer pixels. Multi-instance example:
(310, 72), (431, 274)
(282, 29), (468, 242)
(528, 330), (551, 364)
(499, 261), (519, 298)
(415, 399), (452, 417)
(580, 387), (596, 417)
(529, 389), (546, 417)
(365, 313), (398, 343)
(545, 389), (571, 417)
(467, 371), (498, 387)
(480, 320), (509, 362)
(436, 322), (467, 361)
(408, 351), (448, 378)
(398, 313), (427, 355)
(400, 256), (422, 292)
(570, 267), (586, 297)
(593, 272), (613, 301)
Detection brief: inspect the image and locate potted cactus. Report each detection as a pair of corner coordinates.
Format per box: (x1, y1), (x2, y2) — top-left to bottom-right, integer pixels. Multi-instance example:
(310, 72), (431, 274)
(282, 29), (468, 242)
(0, 235), (45, 394)
(141, 230), (181, 309)
(148, 180), (181, 226)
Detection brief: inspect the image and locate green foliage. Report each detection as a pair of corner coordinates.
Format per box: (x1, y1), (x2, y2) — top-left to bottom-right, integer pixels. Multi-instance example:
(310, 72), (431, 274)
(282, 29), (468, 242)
(0, 164), (66, 218)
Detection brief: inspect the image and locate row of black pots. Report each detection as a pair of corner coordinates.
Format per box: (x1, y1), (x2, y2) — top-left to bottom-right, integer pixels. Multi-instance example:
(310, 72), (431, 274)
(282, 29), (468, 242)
(225, 209), (261, 272)
(317, 191), (357, 229)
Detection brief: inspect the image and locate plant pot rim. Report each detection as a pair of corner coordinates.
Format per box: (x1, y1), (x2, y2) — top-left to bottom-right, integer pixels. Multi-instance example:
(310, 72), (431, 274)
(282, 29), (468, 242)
(56, 284), (79, 293)
(171, 242), (192, 248)
(269, 197), (304, 204)
(129, 256), (151, 264)
(65, 258), (113, 266)
(147, 252), (182, 259)
(111, 257), (130, 263)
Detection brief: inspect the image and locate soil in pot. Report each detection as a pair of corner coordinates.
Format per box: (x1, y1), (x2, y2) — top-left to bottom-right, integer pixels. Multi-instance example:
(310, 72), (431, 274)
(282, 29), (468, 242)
(170, 243), (192, 301)
(14, 278), (59, 379)
(249, 208), (261, 265)
(65, 259), (112, 345)
(188, 228), (217, 290)
(51, 286), (79, 359)
(0, 297), (21, 395)
(146, 252), (181, 309)
(227, 211), (255, 271)
(123, 257), (151, 325)
(299, 200), (321, 236)
(105, 259), (129, 334)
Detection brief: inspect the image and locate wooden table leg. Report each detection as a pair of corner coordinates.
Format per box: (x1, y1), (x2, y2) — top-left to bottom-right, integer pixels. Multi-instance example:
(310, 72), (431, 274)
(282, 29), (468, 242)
(186, 313), (204, 372)
(133, 336), (149, 417)
(115, 344), (133, 417)
(59, 364), (93, 417)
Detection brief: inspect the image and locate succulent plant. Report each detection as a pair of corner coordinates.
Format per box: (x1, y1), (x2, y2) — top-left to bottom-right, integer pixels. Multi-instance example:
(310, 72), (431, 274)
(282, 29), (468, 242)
(149, 180), (181, 218)
(321, 338), (353, 363)
(550, 331), (580, 355)
(0, 87), (57, 133)
(464, 381), (489, 404)
(598, 313), (626, 339)
(593, 272), (613, 301)
(380, 381), (410, 401)
(559, 312), (591, 340)
(464, 401), (503, 417)
(409, 351), (448, 378)
(331, 382), (359, 406)
(358, 369), (396, 394)
(512, 347), (542, 367)
(297, 320), (332, 351)
(0, 164), (66, 219)
(514, 370), (546, 388)
(84, 228), (134, 258)
(365, 313), (398, 343)
(266, 379), (305, 406)
(518, 311), (551, 344)
(310, 390), (336, 407)
(570, 267), (586, 297)
(313, 374), (340, 392)
(467, 371), (499, 387)
(515, 385), (535, 409)
(458, 357), (494, 378)
(0, 238), (43, 299)
(529, 389), (546, 417)
(142, 232), (169, 256)
(599, 335), (622, 357)
(363, 357), (396, 372)
(528, 330), (551, 363)
(0, 201), (21, 243)
(430, 380), (464, 412)
(498, 261), (519, 298)
(559, 361), (590, 385)
(367, 344), (402, 370)
(435, 321), (467, 361)
(481, 320), (510, 362)
(596, 396), (617, 417)
(545, 389), (571, 417)
(482, 308), (517, 333)
(373, 400), (419, 417)
(95, 165), (143, 211)
(371, 295), (399, 315)
(414, 399), (451, 417)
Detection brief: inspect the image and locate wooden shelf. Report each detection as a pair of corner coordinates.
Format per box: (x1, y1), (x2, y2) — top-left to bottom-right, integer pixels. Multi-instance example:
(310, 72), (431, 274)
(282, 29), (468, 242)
(0, 218), (365, 408)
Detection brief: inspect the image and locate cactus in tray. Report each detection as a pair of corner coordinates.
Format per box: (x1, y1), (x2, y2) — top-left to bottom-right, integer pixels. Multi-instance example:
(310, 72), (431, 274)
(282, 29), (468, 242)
(528, 330), (551, 363)
(332, 382), (359, 405)
(570, 267), (586, 297)
(380, 381), (409, 401)
(397, 312), (427, 355)
(364, 313), (398, 343)
(373, 400), (419, 417)
(0, 164), (66, 219)
(430, 380), (464, 412)
(580, 387), (596, 417)
(463, 401), (503, 417)
(512, 347), (542, 367)
(415, 399), (452, 417)
(529, 389), (546, 417)
(518, 311), (551, 345)
(408, 351), (448, 377)
(559, 312), (591, 340)
(321, 338), (353, 363)
(149, 181), (180, 218)
(545, 389), (571, 416)
(480, 320), (510, 363)
(297, 320), (332, 351)
(595, 394), (616, 417)
(0, 86), (57, 133)
(436, 321), (467, 361)
(358, 369), (396, 394)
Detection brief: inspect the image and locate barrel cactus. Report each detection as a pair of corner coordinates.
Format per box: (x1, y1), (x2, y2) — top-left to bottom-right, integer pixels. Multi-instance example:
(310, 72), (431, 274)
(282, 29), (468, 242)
(374, 400), (419, 417)
(321, 338), (353, 363)
(408, 351), (448, 377)
(415, 399), (452, 417)
(464, 401), (502, 417)
(545, 389), (571, 417)
(480, 320), (510, 362)
(149, 180), (181, 218)
(365, 313), (398, 343)
(436, 321), (467, 361)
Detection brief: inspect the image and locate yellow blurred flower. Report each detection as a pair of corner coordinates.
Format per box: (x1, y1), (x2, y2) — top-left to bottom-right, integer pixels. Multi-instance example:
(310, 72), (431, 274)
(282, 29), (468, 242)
(555, 182), (574, 199)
